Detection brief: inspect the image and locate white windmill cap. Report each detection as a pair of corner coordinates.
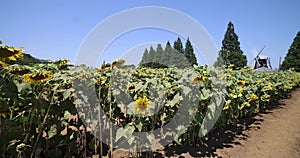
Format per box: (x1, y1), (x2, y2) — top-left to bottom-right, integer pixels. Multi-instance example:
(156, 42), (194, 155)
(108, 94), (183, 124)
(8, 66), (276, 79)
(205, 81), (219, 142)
(258, 55), (268, 59)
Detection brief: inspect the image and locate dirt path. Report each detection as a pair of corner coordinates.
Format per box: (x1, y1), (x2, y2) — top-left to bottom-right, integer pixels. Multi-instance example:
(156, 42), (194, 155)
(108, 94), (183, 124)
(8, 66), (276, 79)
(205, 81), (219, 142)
(159, 89), (300, 158)
(216, 88), (300, 158)
(113, 89), (300, 157)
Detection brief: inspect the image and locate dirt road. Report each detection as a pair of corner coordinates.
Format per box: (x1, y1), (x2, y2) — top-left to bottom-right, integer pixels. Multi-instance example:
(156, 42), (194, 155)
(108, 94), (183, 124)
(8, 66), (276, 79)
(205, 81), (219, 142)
(216, 88), (300, 158)
(113, 89), (300, 157)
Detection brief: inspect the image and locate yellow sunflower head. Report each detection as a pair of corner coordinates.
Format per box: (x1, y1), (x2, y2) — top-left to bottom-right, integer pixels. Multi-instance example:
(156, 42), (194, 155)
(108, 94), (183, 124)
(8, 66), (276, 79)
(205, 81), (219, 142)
(112, 59), (126, 68)
(11, 69), (30, 75)
(99, 62), (112, 72)
(0, 46), (24, 61)
(0, 61), (7, 68)
(58, 59), (70, 67)
(24, 72), (52, 84)
(127, 85), (135, 91)
(247, 94), (258, 102)
(236, 81), (245, 86)
(191, 75), (206, 84)
(10, 66), (31, 75)
(134, 96), (151, 115)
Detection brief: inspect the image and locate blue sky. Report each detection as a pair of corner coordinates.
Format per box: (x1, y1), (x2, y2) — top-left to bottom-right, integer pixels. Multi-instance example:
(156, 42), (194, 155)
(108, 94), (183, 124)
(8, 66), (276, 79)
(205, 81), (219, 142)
(1, 0), (299, 68)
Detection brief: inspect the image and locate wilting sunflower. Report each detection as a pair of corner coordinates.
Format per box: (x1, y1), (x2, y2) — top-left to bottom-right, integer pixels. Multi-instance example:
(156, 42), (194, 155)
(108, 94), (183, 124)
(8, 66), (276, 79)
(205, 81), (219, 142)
(10, 66), (31, 75)
(247, 94), (258, 102)
(58, 59), (70, 67)
(97, 62), (111, 72)
(134, 96), (151, 115)
(0, 61), (6, 68)
(126, 85), (135, 91)
(24, 72), (52, 84)
(191, 75), (206, 84)
(236, 81), (245, 86)
(112, 59), (125, 68)
(0, 46), (24, 61)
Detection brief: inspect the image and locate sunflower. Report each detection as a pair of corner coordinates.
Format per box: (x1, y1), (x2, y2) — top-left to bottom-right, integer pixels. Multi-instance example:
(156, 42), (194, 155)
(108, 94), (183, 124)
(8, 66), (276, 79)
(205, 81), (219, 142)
(10, 66), (31, 75)
(0, 61), (6, 68)
(94, 76), (107, 85)
(0, 46), (24, 61)
(191, 75), (206, 84)
(11, 69), (30, 75)
(98, 62), (112, 72)
(126, 85), (135, 91)
(189, 107), (198, 114)
(230, 93), (242, 99)
(134, 96), (151, 115)
(58, 59), (70, 67)
(24, 72), (52, 84)
(223, 99), (231, 110)
(247, 94), (258, 102)
(112, 59), (125, 68)
(236, 81), (245, 86)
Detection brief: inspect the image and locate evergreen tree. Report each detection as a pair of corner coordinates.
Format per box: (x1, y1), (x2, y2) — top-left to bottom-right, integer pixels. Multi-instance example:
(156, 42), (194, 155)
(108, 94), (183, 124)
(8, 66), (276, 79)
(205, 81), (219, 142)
(154, 44), (164, 64)
(281, 31), (300, 72)
(173, 37), (184, 54)
(163, 41), (173, 66)
(215, 21), (247, 69)
(148, 46), (155, 62)
(140, 48), (149, 65)
(184, 37), (198, 66)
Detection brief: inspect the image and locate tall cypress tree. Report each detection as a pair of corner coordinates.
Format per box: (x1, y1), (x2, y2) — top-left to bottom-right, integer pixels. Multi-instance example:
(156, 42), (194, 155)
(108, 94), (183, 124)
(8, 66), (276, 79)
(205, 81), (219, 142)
(140, 48), (149, 65)
(174, 37), (184, 54)
(155, 44), (164, 64)
(281, 31), (300, 72)
(163, 41), (173, 66)
(148, 46), (155, 62)
(215, 21), (247, 69)
(185, 37), (198, 66)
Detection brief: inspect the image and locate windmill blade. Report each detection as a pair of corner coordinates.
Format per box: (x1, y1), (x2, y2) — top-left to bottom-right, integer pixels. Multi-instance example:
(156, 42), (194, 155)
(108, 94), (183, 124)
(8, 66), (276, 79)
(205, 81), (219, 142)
(249, 45), (267, 66)
(249, 48), (258, 65)
(256, 45), (267, 57)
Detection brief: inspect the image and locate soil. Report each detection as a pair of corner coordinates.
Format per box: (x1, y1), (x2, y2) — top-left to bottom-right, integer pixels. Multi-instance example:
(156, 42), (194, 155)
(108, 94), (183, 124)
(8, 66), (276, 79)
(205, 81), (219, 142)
(112, 88), (300, 158)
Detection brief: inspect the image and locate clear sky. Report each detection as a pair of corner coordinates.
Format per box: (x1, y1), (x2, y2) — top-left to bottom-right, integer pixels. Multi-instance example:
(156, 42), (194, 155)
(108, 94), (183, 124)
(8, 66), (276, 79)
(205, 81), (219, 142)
(1, 0), (299, 68)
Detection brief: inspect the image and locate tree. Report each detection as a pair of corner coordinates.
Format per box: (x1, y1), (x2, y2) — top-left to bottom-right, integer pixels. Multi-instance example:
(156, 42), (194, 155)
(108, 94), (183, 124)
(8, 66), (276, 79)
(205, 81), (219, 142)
(173, 37), (184, 54)
(184, 37), (198, 66)
(215, 21), (247, 69)
(148, 46), (155, 62)
(154, 44), (164, 64)
(162, 41), (173, 66)
(140, 48), (149, 65)
(281, 31), (300, 72)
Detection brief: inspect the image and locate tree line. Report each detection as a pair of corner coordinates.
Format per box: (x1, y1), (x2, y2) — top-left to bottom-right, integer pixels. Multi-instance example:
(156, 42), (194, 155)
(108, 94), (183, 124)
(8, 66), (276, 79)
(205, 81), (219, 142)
(139, 21), (300, 72)
(139, 37), (197, 68)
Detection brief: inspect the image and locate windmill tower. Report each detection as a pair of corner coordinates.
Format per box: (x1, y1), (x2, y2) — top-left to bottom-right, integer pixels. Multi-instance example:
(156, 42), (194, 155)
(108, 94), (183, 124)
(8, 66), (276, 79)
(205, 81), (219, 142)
(250, 45), (273, 72)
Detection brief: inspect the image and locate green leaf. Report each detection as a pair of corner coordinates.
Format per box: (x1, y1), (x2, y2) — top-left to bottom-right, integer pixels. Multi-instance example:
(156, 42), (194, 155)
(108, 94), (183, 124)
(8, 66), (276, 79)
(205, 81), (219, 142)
(62, 88), (74, 100)
(115, 128), (125, 142)
(48, 124), (57, 139)
(63, 111), (71, 120)
(137, 122), (143, 132)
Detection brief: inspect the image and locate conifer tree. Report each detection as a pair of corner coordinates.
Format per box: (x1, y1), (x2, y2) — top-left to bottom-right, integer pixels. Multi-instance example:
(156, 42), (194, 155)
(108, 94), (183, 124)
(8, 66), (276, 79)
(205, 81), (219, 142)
(148, 46), (155, 62)
(184, 37), (198, 66)
(281, 31), (300, 72)
(154, 44), (164, 64)
(140, 48), (149, 65)
(173, 37), (184, 54)
(215, 21), (247, 69)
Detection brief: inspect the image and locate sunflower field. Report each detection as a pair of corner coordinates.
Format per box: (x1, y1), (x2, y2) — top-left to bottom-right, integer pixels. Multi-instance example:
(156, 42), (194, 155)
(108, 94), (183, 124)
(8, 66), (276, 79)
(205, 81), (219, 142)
(1, 45), (300, 157)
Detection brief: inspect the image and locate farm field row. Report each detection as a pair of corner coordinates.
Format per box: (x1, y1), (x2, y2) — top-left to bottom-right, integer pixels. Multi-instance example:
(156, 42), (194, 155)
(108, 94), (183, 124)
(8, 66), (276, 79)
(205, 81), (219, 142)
(1, 58), (300, 157)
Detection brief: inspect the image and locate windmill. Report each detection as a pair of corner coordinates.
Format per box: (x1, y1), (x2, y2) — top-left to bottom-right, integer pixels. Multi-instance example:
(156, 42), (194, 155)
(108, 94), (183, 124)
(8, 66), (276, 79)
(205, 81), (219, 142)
(250, 45), (273, 72)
